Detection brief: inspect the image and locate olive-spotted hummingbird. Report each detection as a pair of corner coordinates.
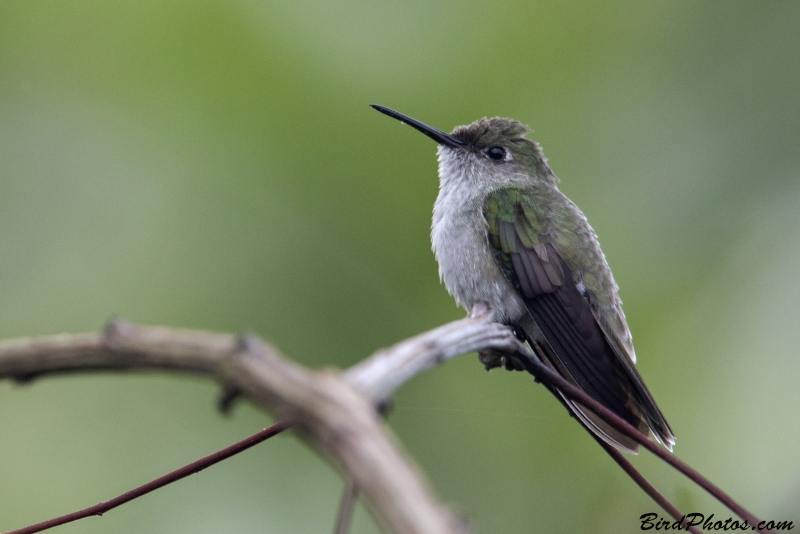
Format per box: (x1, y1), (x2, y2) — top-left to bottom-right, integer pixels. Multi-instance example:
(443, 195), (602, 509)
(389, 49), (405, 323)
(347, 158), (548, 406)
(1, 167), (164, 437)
(371, 104), (674, 453)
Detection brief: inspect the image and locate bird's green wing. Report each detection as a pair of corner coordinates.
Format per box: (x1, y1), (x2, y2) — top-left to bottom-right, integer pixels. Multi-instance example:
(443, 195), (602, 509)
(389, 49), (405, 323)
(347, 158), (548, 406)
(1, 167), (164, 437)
(484, 188), (673, 452)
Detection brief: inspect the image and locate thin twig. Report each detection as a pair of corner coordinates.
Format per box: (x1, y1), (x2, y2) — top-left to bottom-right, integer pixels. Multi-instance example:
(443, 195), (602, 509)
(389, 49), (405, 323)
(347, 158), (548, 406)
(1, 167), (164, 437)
(513, 347), (773, 534)
(333, 478), (359, 534)
(1, 321), (471, 534)
(593, 436), (704, 534)
(0, 314), (770, 534)
(349, 314), (770, 532)
(4, 421), (292, 534)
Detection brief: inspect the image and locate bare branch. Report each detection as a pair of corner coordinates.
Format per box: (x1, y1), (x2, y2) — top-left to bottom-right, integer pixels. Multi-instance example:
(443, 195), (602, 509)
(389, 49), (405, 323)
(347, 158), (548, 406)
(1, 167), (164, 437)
(334, 478), (360, 534)
(593, 436), (703, 534)
(509, 348), (772, 533)
(0, 309), (771, 534)
(346, 302), (517, 403)
(5, 422), (292, 534)
(0, 321), (469, 534)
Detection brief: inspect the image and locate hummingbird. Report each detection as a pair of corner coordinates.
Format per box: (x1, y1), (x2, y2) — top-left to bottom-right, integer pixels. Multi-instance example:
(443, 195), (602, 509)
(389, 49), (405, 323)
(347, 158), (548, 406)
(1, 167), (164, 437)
(371, 104), (675, 453)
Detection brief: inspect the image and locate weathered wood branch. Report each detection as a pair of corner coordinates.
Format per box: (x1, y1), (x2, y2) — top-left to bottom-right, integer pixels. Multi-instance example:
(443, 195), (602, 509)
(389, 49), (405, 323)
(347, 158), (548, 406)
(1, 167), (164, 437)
(0, 303), (770, 534)
(0, 304), (519, 534)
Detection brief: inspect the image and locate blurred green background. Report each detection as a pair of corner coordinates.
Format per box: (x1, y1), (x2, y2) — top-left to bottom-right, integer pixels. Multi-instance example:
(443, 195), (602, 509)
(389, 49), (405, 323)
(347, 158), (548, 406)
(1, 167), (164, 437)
(1, 1), (799, 532)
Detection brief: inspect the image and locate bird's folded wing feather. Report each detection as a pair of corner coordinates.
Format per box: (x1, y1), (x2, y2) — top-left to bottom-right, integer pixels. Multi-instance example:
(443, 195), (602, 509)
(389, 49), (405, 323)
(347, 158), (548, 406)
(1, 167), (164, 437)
(484, 188), (674, 452)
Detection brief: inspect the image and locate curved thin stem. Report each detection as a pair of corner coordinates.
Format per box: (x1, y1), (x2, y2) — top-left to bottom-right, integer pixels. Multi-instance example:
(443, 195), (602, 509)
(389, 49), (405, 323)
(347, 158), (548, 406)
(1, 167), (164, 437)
(333, 478), (359, 534)
(515, 348), (772, 534)
(0, 319), (771, 534)
(593, 436), (704, 534)
(4, 422), (292, 534)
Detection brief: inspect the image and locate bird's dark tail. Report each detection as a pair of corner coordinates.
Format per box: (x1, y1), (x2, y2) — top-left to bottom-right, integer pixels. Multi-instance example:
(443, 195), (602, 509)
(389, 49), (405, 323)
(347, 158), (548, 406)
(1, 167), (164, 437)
(513, 314), (665, 454)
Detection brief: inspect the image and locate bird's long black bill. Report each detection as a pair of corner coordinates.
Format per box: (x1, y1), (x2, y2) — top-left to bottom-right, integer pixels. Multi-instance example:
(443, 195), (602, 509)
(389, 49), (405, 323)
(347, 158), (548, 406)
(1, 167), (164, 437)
(370, 104), (463, 148)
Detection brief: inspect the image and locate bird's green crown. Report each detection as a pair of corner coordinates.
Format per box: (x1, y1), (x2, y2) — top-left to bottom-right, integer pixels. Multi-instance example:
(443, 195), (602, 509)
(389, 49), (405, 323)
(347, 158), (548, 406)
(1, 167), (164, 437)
(451, 117), (529, 146)
(450, 117), (550, 174)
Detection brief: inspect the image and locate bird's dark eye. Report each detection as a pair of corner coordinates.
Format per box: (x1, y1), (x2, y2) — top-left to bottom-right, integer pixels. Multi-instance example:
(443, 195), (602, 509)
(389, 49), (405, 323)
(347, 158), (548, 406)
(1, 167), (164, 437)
(486, 146), (506, 161)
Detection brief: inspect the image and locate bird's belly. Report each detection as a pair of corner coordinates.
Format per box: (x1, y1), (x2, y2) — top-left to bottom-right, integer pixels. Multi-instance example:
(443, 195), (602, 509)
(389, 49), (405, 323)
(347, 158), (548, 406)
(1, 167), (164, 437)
(432, 214), (526, 323)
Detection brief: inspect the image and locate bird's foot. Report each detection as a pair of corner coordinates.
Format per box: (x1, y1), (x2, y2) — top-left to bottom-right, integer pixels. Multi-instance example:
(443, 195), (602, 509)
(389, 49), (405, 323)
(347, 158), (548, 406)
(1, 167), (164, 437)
(478, 350), (526, 372)
(468, 302), (492, 318)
